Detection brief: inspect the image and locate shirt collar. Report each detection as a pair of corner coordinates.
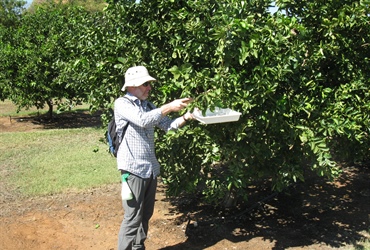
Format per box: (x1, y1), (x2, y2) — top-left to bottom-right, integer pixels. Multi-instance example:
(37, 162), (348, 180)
(125, 93), (147, 107)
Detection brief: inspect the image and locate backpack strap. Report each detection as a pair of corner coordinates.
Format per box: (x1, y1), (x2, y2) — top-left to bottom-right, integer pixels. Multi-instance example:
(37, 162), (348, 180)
(147, 101), (155, 111)
(117, 96), (135, 139)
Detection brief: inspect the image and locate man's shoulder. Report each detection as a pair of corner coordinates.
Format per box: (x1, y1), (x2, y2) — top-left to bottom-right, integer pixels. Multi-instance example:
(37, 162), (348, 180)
(115, 95), (136, 105)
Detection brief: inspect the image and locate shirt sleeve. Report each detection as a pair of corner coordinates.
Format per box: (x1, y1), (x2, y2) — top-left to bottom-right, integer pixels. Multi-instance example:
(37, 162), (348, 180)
(157, 116), (184, 131)
(114, 96), (183, 133)
(114, 97), (162, 129)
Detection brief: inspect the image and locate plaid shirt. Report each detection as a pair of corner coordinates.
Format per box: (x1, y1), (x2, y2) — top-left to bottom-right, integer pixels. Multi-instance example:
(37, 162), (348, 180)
(114, 94), (182, 178)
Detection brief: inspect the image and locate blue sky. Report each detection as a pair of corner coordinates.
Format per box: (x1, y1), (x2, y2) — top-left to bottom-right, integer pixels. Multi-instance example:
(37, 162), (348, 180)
(25, 0), (33, 8)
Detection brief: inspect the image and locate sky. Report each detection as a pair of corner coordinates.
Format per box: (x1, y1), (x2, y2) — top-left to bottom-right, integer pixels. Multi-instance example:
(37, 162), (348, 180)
(25, 0), (33, 8)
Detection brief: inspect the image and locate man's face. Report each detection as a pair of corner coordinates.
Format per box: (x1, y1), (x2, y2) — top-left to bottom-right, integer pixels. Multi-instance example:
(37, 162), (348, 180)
(128, 82), (152, 100)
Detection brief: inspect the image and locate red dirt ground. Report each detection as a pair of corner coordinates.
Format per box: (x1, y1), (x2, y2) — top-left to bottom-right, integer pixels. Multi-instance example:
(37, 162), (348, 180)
(0, 115), (369, 250)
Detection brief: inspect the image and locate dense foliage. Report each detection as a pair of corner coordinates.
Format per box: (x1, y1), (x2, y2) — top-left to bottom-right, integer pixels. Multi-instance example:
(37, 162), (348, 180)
(0, 0), (368, 206)
(0, 0), (25, 101)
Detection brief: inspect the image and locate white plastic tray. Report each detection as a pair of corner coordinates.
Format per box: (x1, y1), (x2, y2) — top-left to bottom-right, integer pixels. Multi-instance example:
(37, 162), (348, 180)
(193, 107), (241, 124)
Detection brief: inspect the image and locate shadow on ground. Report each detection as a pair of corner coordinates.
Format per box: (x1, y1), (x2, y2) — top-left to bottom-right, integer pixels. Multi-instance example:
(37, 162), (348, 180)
(160, 165), (369, 250)
(14, 110), (102, 129)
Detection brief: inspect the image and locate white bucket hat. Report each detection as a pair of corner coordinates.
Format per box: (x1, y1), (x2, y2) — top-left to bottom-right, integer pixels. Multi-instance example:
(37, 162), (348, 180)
(122, 66), (156, 91)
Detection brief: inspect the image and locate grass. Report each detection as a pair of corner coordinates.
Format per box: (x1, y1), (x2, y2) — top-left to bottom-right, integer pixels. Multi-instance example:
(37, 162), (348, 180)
(0, 100), (46, 117)
(0, 128), (119, 197)
(0, 100), (119, 197)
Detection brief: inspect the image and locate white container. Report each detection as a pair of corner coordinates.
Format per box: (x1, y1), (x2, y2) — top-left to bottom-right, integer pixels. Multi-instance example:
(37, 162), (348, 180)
(193, 107), (241, 124)
(121, 181), (133, 200)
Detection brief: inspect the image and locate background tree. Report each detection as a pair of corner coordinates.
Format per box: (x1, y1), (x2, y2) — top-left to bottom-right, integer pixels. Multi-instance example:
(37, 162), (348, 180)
(0, 0), (26, 26)
(0, 2), (95, 118)
(0, 0), (26, 100)
(28, 0), (106, 12)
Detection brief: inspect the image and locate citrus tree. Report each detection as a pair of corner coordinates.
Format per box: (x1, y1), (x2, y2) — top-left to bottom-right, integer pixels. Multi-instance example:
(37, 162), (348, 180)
(0, 0), (25, 27)
(0, 2), (98, 118)
(276, 0), (370, 164)
(0, 0), (26, 100)
(101, 0), (369, 206)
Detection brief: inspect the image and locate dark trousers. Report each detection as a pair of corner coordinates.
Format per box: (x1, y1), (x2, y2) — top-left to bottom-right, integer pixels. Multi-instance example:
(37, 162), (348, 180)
(118, 173), (157, 250)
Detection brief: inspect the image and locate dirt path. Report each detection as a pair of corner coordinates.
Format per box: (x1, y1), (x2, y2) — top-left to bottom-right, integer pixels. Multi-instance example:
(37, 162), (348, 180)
(0, 116), (369, 250)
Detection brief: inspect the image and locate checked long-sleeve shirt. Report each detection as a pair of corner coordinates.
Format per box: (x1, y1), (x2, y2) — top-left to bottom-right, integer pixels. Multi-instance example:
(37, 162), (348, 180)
(114, 93), (182, 178)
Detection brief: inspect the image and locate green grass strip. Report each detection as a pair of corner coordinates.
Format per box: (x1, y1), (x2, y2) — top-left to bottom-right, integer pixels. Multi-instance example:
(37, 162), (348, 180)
(0, 128), (119, 197)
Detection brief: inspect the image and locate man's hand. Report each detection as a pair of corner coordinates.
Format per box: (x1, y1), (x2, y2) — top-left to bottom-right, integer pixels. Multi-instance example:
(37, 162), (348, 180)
(182, 111), (194, 121)
(160, 98), (193, 116)
(169, 98), (192, 112)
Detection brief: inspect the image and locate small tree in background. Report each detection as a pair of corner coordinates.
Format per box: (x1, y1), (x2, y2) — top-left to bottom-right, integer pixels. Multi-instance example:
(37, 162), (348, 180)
(0, 0), (26, 101)
(0, 3), (95, 118)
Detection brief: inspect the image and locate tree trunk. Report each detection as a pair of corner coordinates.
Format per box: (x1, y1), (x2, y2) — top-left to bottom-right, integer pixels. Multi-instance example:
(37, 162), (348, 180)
(223, 190), (237, 208)
(47, 99), (53, 120)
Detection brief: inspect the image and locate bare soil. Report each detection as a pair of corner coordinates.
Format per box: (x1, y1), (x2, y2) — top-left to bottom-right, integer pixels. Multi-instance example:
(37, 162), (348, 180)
(0, 114), (369, 250)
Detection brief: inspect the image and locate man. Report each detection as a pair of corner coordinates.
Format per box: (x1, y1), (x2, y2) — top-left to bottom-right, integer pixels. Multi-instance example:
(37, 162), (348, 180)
(115, 65), (193, 250)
